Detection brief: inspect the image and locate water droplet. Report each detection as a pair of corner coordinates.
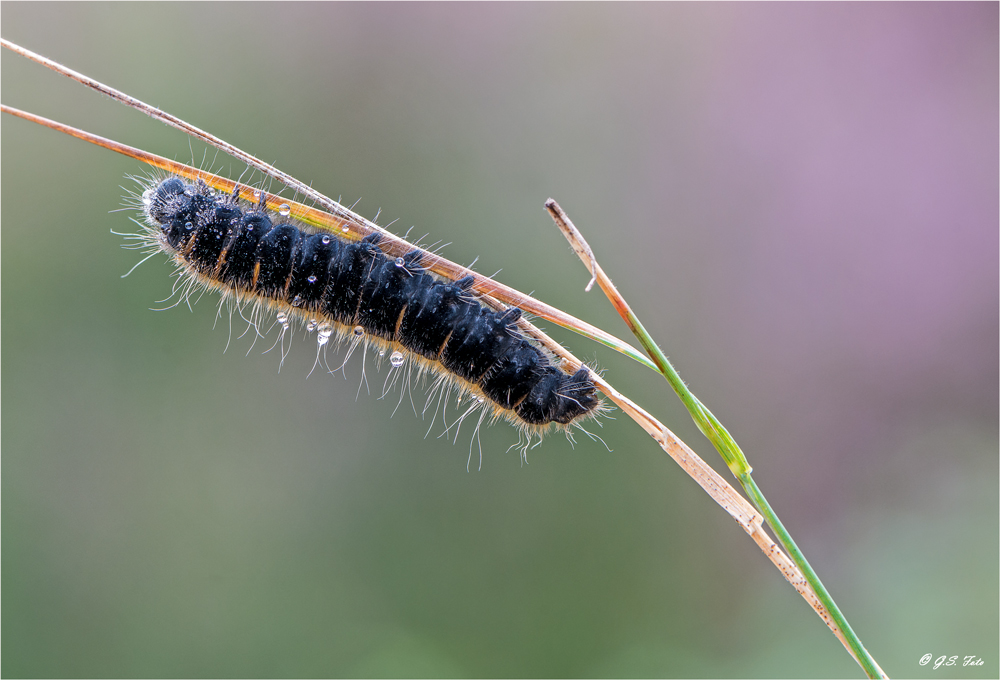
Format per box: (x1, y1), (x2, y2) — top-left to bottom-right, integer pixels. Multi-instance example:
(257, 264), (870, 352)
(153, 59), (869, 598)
(251, 189), (261, 200)
(184, 221), (193, 230)
(342, 225), (350, 233)
(389, 351), (405, 368)
(317, 322), (334, 346)
(394, 257), (405, 267)
(276, 311), (290, 329)
(307, 319), (318, 332)
(183, 188), (194, 196)
(291, 295), (304, 307)
(278, 203), (291, 217)
(141, 188), (153, 207)
(306, 275), (318, 284)
(321, 235), (331, 244)
(476, 396), (485, 404)
(378, 349), (386, 357)
(352, 325), (365, 337)
(208, 188), (216, 196)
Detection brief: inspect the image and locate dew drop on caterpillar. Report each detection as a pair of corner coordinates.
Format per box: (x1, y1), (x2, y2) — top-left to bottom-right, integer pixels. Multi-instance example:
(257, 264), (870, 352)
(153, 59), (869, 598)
(133, 174), (602, 452)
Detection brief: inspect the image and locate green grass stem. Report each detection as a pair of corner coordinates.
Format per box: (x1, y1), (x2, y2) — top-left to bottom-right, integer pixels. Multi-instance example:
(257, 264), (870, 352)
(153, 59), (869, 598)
(546, 199), (887, 679)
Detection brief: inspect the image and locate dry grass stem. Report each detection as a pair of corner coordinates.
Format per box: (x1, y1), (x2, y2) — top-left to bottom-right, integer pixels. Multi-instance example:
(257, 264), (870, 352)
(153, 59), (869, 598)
(0, 96), (655, 372)
(545, 198), (877, 672)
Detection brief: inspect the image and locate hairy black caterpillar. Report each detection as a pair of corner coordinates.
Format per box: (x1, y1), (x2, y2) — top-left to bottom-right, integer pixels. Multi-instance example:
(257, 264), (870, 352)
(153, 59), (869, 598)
(139, 175), (600, 438)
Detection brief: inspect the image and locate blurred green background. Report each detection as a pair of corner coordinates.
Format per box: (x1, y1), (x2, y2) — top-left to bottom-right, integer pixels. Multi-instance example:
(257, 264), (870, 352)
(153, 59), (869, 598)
(2, 3), (997, 678)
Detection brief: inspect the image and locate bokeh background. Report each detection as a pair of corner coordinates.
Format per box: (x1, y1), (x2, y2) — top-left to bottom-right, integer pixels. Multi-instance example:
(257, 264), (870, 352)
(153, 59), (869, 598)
(2, 3), (996, 678)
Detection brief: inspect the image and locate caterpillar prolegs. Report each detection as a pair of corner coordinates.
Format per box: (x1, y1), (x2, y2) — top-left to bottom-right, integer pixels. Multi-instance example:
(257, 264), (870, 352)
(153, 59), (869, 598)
(138, 175), (600, 442)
